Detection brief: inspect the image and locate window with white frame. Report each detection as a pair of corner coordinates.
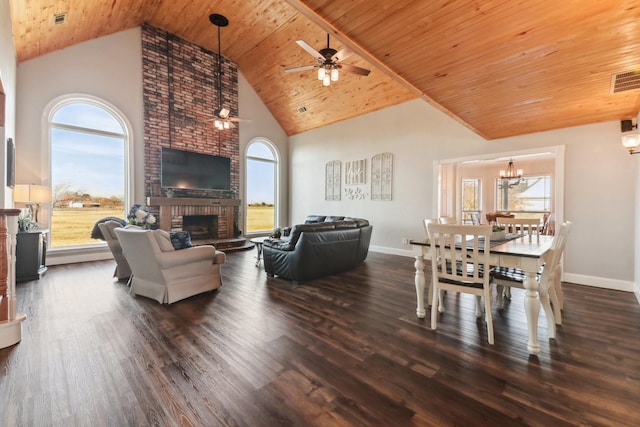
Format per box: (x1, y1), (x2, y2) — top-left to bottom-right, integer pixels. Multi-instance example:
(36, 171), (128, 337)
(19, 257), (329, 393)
(49, 99), (129, 248)
(245, 139), (278, 234)
(462, 178), (482, 224)
(495, 175), (551, 221)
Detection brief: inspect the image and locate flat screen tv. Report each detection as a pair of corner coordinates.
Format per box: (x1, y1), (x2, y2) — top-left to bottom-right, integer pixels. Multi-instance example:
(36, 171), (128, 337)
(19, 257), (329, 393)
(161, 147), (231, 191)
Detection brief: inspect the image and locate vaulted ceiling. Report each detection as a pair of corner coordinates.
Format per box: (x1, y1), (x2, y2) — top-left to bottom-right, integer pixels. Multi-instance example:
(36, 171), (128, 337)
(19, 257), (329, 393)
(9, 0), (640, 139)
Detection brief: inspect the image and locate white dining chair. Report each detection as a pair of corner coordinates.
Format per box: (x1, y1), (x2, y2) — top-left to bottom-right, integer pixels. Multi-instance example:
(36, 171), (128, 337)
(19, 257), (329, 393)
(492, 221), (572, 326)
(496, 217), (541, 241)
(427, 223), (495, 344)
(423, 218), (438, 241)
(438, 216), (457, 225)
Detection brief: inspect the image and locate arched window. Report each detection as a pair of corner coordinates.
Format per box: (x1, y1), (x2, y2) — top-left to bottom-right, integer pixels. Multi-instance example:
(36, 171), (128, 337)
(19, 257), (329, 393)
(48, 98), (130, 248)
(245, 139), (278, 234)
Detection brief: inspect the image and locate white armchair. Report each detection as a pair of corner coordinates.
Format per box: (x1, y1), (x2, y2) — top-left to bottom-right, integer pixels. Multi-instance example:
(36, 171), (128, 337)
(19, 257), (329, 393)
(98, 220), (132, 280)
(114, 227), (225, 304)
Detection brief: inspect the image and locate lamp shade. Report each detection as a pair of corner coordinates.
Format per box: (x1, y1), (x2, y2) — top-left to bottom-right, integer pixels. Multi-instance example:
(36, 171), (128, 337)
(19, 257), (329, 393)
(14, 184), (52, 204)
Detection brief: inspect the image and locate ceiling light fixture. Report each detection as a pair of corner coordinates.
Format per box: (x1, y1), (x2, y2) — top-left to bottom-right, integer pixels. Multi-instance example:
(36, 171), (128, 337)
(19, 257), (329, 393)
(285, 34), (370, 87)
(499, 159), (523, 179)
(209, 13), (232, 130)
(621, 119), (640, 154)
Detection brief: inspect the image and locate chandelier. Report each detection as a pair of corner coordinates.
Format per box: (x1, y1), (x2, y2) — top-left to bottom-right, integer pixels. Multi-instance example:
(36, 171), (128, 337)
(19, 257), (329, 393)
(499, 159), (523, 179)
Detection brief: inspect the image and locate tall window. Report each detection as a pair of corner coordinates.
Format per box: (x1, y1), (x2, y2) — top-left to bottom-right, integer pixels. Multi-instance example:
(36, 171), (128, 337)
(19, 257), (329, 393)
(49, 99), (128, 248)
(461, 178), (481, 224)
(245, 140), (278, 234)
(495, 175), (551, 220)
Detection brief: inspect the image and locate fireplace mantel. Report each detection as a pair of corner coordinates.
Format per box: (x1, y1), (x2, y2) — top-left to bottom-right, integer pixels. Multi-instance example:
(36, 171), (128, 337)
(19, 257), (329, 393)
(146, 197), (241, 207)
(146, 197), (241, 238)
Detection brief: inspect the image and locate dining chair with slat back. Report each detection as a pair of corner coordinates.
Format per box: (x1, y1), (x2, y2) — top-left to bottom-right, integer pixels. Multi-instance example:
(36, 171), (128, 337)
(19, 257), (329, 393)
(470, 212), (481, 225)
(496, 217), (541, 241)
(542, 213), (556, 235)
(427, 223), (495, 345)
(438, 216), (457, 225)
(423, 218), (439, 242)
(492, 222), (572, 327)
(422, 218), (439, 304)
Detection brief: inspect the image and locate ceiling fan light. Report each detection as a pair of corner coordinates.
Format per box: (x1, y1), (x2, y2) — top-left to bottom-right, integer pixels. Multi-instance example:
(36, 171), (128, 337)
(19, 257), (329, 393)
(214, 119), (223, 130)
(322, 74), (330, 86)
(223, 121), (230, 129)
(330, 68), (339, 81)
(318, 68), (326, 80)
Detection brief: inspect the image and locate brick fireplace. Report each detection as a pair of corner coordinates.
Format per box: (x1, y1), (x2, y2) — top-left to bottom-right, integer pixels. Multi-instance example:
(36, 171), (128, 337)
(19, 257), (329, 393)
(147, 197), (241, 241)
(141, 25), (242, 246)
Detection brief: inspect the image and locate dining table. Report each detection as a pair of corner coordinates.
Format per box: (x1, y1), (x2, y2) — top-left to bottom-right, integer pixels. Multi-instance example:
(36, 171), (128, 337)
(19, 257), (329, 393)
(410, 233), (556, 355)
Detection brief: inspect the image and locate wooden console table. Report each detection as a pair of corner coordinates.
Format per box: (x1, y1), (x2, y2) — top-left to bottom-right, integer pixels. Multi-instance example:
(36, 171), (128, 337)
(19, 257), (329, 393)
(0, 208), (26, 349)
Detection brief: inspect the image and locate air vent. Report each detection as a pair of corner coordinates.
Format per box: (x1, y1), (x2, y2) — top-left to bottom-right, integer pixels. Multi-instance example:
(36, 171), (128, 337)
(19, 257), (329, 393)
(611, 71), (640, 93)
(53, 13), (67, 26)
(297, 106), (307, 113)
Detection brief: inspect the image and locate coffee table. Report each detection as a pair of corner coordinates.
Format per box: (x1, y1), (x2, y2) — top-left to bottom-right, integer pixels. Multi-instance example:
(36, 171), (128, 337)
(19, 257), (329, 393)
(250, 236), (269, 266)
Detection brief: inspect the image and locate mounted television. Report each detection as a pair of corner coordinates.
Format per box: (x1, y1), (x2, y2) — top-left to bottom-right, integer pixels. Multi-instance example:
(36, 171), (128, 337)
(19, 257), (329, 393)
(161, 147), (231, 191)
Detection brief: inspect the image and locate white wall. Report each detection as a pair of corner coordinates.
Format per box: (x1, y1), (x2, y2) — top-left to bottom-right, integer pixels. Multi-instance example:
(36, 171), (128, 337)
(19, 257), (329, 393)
(289, 98), (637, 292)
(0, 0), (16, 207)
(16, 27), (145, 204)
(238, 72), (289, 229)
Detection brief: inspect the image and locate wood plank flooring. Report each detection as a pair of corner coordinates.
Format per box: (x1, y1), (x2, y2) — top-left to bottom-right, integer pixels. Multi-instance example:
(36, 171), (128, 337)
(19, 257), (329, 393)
(1, 250), (639, 426)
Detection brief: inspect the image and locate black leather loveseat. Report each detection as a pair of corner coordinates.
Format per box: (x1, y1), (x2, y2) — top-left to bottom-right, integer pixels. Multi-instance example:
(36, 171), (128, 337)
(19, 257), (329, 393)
(262, 215), (372, 284)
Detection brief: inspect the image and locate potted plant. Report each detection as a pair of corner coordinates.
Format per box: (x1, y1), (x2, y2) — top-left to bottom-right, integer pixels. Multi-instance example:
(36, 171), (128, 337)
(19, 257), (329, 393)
(491, 225), (506, 240)
(17, 213), (41, 233)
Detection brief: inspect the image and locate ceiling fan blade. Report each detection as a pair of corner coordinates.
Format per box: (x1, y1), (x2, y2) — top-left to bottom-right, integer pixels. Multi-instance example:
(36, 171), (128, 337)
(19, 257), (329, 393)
(228, 117), (251, 122)
(295, 39), (323, 61)
(333, 46), (354, 63)
(284, 65), (318, 73)
(340, 63), (371, 76)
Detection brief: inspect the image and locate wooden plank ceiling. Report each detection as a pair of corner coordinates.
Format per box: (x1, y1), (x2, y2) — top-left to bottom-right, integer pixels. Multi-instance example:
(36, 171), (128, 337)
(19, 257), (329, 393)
(9, 0), (640, 139)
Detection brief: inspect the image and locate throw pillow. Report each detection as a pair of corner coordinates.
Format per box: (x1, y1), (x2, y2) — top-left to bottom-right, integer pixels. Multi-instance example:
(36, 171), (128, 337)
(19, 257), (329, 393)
(170, 231), (193, 250)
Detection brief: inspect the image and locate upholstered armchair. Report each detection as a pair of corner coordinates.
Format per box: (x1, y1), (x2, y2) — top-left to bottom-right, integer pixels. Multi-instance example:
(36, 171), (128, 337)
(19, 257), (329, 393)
(114, 227), (225, 304)
(98, 220), (132, 280)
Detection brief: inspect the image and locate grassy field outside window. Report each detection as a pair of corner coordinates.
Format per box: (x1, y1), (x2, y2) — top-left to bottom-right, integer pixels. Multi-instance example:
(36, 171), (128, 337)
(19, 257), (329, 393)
(246, 204), (274, 234)
(51, 204), (276, 247)
(51, 207), (123, 248)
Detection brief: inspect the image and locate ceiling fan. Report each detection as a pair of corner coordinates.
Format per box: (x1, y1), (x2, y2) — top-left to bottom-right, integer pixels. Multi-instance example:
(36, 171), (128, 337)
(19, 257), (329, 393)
(208, 13), (249, 129)
(285, 34), (371, 86)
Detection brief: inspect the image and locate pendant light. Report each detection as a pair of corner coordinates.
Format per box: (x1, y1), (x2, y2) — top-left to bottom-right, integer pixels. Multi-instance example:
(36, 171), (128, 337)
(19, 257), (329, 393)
(209, 13), (231, 130)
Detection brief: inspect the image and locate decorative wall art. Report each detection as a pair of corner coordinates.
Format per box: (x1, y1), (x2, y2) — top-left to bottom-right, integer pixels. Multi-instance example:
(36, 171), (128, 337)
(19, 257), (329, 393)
(371, 152), (393, 200)
(344, 187), (368, 200)
(325, 160), (341, 201)
(345, 159), (366, 185)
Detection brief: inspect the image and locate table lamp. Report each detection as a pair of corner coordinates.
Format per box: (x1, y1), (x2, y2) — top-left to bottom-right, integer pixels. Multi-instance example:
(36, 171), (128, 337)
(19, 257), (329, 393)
(13, 184), (52, 223)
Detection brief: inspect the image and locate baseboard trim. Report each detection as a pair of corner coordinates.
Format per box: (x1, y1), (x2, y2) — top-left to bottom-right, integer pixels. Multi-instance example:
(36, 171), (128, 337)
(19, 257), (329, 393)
(562, 273), (633, 292)
(47, 246), (113, 266)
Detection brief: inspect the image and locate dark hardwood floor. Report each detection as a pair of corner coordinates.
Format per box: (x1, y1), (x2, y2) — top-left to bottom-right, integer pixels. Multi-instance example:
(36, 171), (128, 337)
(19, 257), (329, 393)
(1, 250), (639, 426)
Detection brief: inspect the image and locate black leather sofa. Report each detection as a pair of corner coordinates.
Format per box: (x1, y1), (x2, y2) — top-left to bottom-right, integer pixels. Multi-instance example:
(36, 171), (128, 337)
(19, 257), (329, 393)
(262, 215), (373, 284)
